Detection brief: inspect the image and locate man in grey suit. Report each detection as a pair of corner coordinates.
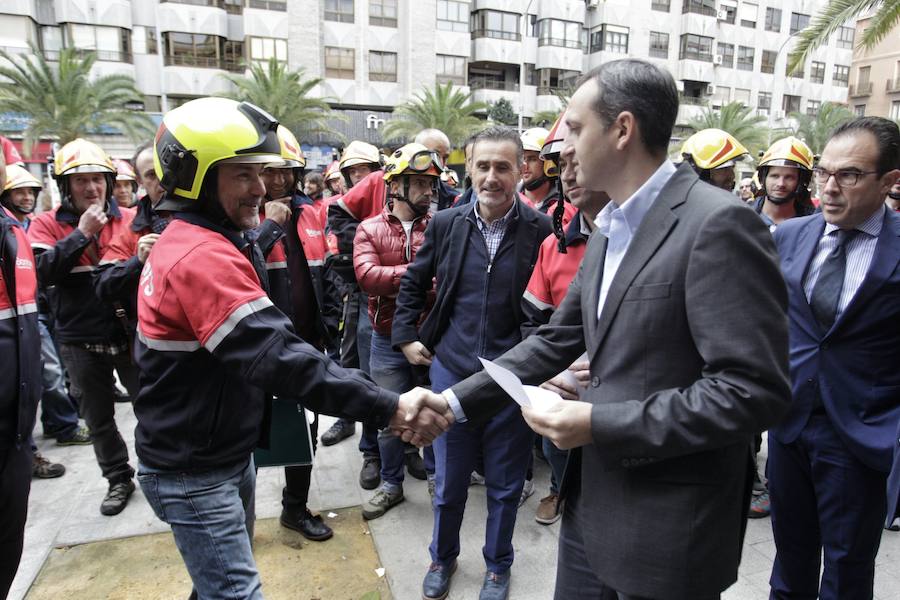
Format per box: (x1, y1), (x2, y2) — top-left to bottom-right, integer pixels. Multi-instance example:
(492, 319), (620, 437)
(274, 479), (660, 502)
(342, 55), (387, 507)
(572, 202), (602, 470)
(426, 59), (792, 599)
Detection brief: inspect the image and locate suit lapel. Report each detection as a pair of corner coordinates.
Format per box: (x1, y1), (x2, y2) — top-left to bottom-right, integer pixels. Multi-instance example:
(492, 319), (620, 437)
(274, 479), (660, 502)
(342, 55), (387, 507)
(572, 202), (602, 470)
(785, 216), (825, 328)
(511, 202), (538, 318)
(591, 166), (688, 352)
(830, 210), (900, 334)
(582, 233), (607, 356)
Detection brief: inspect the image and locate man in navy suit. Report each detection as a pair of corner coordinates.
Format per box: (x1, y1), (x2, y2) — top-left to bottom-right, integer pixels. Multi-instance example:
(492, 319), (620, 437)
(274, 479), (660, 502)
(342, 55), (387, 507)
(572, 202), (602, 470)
(768, 116), (900, 599)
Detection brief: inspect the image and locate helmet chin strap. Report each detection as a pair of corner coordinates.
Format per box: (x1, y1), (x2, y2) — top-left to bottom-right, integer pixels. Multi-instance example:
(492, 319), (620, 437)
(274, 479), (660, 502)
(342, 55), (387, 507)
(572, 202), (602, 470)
(523, 174), (549, 192)
(388, 177), (434, 218)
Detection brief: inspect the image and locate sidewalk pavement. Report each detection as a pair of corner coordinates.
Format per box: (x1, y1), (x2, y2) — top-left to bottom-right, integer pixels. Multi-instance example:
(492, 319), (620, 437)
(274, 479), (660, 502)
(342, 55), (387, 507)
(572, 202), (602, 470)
(12, 406), (900, 599)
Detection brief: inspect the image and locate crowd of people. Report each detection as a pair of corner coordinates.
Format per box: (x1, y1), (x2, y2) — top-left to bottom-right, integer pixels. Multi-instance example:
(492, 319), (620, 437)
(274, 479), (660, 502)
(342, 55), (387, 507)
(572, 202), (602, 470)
(1, 57), (899, 600)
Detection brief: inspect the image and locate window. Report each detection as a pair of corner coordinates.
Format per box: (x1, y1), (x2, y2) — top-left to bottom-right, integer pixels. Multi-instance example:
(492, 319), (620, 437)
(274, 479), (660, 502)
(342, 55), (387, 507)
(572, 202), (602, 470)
(589, 24), (627, 53)
(40, 26), (63, 57)
(540, 19), (582, 49)
(758, 91), (772, 114)
(536, 68), (579, 96)
(711, 86), (730, 107)
(246, 0), (287, 10)
(891, 100), (900, 121)
(369, 50), (396, 81)
(717, 43), (734, 68)
(836, 26), (854, 49)
(325, 0), (354, 23)
(739, 2), (757, 28)
(807, 100), (821, 117)
(370, 0), (397, 27)
(782, 94), (800, 114)
(833, 64), (850, 87)
(223, 0), (242, 14)
(786, 60), (803, 78)
(857, 65), (871, 94)
(436, 54), (465, 85)
(525, 62), (537, 86)
(437, 1), (468, 33)
(854, 104), (866, 116)
(719, 1), (736, 24)
(810, 61), (825, 84)
(649, 31), (668, 58)
(682, 0), (716, 17)
(163, 32), (232, 69)
(221, 39), (243, 67)
(471, 10), (520, 41)
(761, 50), (776, 74)
(133, 26), (157, 55)
(248, 37), (286, 62)
(734, 88), (750, 106)
(679, 33), (713, 61)
(764, 7), (781, 32)
(790, 12), (809, 35)
(324, 46), (354, 78)
(651, 0), (670, 11)
(65, 24), (132, 62)
(737, 45), (754, 71)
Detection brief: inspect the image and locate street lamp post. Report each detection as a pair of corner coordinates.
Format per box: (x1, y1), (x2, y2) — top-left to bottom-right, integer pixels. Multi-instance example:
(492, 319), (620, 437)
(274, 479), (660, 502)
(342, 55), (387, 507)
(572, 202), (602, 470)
(518, 0), (536, 133)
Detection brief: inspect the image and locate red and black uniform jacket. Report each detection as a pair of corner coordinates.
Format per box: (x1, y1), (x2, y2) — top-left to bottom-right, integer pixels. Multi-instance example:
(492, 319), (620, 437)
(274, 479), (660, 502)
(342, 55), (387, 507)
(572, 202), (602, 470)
(134, 212), (398, 472)
(27, 201), (135, 344)
(521, 210), (590, 334)
(254, 193), (341, 349)
(94, 195), (170, 327)
(0, 208), (41, 454)
(520, 187), (578, 229)
(353, 204), (434, 336)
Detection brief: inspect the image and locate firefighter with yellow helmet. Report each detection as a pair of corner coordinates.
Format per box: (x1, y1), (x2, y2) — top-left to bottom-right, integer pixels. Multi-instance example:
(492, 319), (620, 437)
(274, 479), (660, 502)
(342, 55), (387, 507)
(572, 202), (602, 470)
(112, 159), (138, 208)
(136, 97), (447, 599)
(752, 136), (816, 231)
(339, 140), (383, 189)
(681, 128), (749, 192)
(520, 127), (562, 213)
(1, 164), (41, 223)
(27, 137), (140, 517)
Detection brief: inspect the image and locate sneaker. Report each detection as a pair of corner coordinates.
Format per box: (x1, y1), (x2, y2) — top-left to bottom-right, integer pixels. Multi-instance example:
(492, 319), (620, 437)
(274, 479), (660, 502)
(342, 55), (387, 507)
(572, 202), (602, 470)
(280, 508), (333, 541)
(469, 471), (485, 486)
(479, 570), (511, 600)
(100, 479), (135, 516)
(886, 517), (900, 532)
(56, 425), (91, 446)
(321, 419), (355, 446)
(518, 478), (534, 508)
(362, 487), (405, 520)
(535, 493), (561, 525)
(359, 457), (381, 490)
(748, 491), (770, 519)
(405, 451), (427, 480)
(422, 560), (457, 600)
(32, 452), (65, 478)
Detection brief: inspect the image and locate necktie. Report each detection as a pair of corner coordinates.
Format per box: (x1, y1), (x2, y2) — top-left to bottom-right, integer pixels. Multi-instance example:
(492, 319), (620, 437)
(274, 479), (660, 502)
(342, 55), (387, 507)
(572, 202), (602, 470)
(809, 229), (858, 330)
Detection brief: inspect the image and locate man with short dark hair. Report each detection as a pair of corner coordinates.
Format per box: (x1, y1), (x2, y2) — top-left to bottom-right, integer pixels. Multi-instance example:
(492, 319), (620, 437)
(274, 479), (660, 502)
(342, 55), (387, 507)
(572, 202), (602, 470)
(393, 126), (552, 600)
(768, 116), (900, 600)
(422, 59), (790, 599)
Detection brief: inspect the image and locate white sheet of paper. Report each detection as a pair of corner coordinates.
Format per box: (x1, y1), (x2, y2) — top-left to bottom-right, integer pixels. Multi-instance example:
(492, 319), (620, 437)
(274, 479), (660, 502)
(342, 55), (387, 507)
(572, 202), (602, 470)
(556, 351), (589, 389)
(478, 357), (561, 412)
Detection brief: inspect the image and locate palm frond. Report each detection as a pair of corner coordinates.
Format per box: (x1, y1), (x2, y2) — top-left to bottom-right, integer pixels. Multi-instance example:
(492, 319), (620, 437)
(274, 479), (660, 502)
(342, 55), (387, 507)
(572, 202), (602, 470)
(787, 0), (880, 73)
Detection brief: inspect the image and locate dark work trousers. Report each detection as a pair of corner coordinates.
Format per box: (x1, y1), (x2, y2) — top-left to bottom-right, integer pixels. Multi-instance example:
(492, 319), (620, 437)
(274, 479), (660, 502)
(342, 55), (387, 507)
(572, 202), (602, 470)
(336, 291), (378, 458)
(768, 414), (887, 600)
(0, 444), (33, 598)
(555, 489), (721, 600)
(58, 344), (138, 482)
(282, 412), (320, 515)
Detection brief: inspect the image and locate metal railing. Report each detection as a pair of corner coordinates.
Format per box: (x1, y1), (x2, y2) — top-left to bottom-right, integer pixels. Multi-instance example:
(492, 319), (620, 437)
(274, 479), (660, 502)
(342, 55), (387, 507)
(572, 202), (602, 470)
(246, 0), (286, 9)
(679, 50), (713, 62)
(886, 78), (900, 93)
(471, 29), (521, 42)
(42, 48), (133, 63)
(678, 94), (709, 106)
(849, 81), (873, 96)
(537, 38), (582, 50)
(163, 54), (242, 71)
(469, 77), (518, 91)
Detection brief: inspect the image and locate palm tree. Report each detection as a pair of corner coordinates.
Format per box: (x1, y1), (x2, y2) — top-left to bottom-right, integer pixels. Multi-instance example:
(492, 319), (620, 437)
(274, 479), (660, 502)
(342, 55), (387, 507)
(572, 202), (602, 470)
(790, 102), (855, 154)
(686, 101), (770, 158)
(531, 109), (561, 128)
(222, 58), (342, 141)
(380, 82), (488, 146)
(788, 1), (898, 74)
(0, 46), (155, 156)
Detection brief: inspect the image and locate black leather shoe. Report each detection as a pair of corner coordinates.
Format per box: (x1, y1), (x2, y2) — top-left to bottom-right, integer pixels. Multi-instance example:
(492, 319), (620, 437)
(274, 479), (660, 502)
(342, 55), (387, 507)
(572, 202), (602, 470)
(100, 479), (135, 516)
(321, 419), (355, 446)
(479, 570), (510, 600)
(405, 451), (427, 480)
(422, 559), (457, 600)
(280, 508), (333, 541)
(359, 457), (381, 490)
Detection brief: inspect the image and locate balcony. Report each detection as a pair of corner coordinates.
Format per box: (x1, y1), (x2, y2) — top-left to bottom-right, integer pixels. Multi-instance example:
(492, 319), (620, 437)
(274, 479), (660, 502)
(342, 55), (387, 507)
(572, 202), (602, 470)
(245, 0), (286, 9)
(42, 48), (133, 64)
(679, 94), (709, 106)
(887, 78), (900, 93)
(849, 81), (873, 97)
(163, 54), (242, 72)
(537, 85), (567, 96)
(469, 77), (519, 92)
(472, 29), (522, 42)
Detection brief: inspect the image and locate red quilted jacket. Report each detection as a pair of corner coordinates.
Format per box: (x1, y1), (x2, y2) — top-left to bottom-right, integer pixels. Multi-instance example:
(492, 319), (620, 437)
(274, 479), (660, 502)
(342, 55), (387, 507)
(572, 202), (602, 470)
(353, 205), (434, 335)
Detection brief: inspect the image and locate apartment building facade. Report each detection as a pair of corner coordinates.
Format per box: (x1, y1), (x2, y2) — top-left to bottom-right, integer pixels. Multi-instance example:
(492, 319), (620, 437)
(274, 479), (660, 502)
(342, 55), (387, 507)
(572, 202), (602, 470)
(848, 11), (900, 120)
(0, 0), (853, 167)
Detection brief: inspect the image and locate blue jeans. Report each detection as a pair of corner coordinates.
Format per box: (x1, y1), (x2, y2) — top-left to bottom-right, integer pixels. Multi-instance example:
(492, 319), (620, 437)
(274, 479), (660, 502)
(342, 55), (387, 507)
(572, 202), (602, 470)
(38, 319), (80, 439)
(138, 458), (261, 600)
(429, 356), (533, 573)
(543, 436), (569, 495)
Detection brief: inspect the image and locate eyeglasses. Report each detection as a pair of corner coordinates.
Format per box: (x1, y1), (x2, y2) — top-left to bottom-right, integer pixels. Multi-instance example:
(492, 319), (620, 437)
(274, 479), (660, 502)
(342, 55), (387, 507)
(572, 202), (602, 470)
(811, 167), (879, 187)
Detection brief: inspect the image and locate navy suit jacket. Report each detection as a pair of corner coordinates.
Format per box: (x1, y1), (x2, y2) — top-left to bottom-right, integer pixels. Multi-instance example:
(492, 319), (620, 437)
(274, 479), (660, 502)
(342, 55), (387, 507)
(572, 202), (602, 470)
(771, 209), (900, 478)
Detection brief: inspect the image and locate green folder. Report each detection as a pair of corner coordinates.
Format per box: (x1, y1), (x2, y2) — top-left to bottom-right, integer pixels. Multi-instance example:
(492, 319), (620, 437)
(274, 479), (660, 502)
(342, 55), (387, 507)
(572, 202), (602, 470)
(254, 398), (314, 468)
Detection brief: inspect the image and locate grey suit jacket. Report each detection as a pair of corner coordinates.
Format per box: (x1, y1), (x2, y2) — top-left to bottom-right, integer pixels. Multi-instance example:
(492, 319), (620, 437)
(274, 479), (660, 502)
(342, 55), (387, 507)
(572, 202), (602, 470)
(451, 162), (791, 598)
